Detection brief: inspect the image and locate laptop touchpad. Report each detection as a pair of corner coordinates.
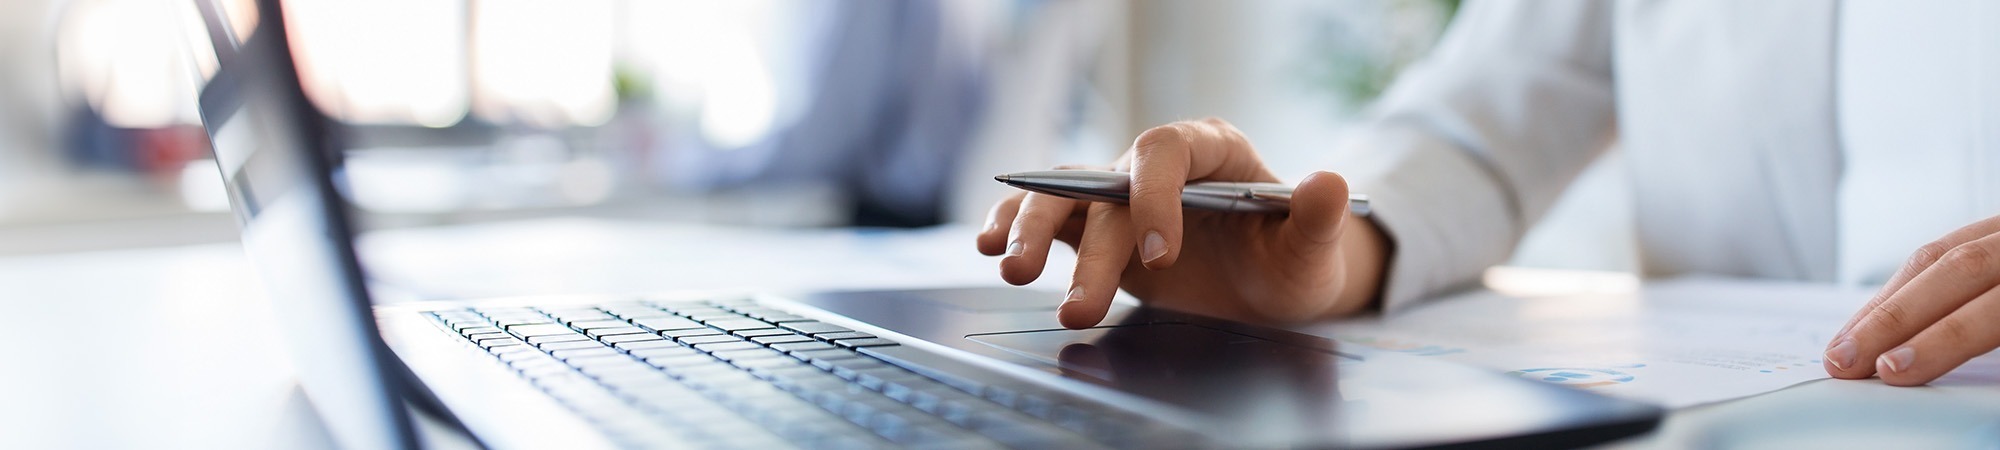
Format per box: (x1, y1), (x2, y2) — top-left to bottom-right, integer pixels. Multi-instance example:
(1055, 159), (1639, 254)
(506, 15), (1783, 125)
(967, 323), (1351, 441)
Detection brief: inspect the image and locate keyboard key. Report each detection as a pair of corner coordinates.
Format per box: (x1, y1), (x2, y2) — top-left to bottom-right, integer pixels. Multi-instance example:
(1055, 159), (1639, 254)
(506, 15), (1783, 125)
(539, 341), (605, 351)
(836, 338), (900, 348)
(551, 347), (622, 361)
(793, 349), (861, 364)
(694, 342), (762, 353)
(449, 322), (496, 333)
(855, 369), (923, 391)
(771, 341), (838, 354)
(730, 356), (808, 371)
(682, 312), (742, 323)
(615, 340), (683, 352)
(538, 306), (600, 316)
(434, 309), (480, 319)
(750, 335), (815, 345)
(466, 332), (511, 342)
(678, 335), (741, 346)
(762, 314), (812, 323)
(494, 318), (557, 329)
(661, 328), (724, 339)
(526, 334), (590, 345)
(569, 320), (633, 330)
(599, 333), (662, 345)
(674, 305), (735, 316)
(677, 366), (754, 387)
(506, 324), (576, 337)
(705, 319), (775, 332)
(600, 305), (673, 320)
(632, 316), (704, 332)
(477, 341), (522, 352)
(498, 348), (552, 361)
(557, 314), (623, 327)
(711, 348), (785, 362)
(731, 328), (792, 338)
(576, 360), (655, 377)
(828, 359), (894, 380)
(815, 332), (876, 342)
(781, 321), (851, 335)
(628, 347), (699, 360)
(596, 371), (676, 392)
(586, 327), (649, 339)
(642, 354), (714, 369)
(728, 307), (782, 318)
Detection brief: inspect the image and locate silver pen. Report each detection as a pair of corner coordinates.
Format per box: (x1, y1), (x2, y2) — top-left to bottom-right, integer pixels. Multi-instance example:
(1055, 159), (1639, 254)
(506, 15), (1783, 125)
(994, 169), (1370, 216)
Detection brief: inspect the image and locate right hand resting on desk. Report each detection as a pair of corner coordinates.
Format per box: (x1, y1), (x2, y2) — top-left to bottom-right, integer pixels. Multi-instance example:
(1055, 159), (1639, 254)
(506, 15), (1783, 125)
(975, 118), (1392, 329)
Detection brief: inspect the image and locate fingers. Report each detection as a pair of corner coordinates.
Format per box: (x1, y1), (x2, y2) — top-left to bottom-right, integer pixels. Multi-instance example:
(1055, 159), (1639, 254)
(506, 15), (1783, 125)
(1125, 119), (1266, 271)
(977, 192), (1025, 256)
(1831, 216), (2000, 342)
(1827, 232), (2000, 380)
(1873, 284), (2000, 386)
(1000, 193), (1080, 286)
(1060, 203), (1137, 329)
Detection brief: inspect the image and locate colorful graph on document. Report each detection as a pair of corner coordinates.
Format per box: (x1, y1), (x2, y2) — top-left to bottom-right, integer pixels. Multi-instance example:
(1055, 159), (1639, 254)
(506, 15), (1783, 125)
(1508, 365), (1643, 388)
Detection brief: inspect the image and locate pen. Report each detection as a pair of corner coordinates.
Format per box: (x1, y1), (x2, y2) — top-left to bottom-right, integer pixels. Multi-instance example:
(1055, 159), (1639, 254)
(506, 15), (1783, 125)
(994, 169), (1370, 216)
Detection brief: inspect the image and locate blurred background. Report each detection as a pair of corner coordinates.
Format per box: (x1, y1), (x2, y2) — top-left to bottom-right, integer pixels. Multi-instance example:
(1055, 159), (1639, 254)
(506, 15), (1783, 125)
(0, 0), (1633, 272)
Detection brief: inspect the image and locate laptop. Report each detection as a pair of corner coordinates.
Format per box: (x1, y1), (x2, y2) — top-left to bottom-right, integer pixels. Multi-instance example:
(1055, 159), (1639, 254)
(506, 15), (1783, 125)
(185, 0), (1662, 448)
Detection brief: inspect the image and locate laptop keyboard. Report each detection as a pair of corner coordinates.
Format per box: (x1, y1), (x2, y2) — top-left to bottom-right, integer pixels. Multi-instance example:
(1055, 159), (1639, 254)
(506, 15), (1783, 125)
(428, 298), (1200, 449)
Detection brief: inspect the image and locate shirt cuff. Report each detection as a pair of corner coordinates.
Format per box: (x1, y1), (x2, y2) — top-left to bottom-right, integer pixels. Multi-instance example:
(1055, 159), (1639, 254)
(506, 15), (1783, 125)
(1331, 126), (1523, 313)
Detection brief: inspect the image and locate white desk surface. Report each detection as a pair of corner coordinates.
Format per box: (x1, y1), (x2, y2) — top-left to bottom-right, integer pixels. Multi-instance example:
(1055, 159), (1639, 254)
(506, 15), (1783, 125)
(7, 218), (2000, 449)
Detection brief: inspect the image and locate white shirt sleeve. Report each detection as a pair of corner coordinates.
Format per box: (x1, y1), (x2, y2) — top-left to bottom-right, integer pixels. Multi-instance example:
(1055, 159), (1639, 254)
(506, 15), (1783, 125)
(1334, 0), (1618, 311)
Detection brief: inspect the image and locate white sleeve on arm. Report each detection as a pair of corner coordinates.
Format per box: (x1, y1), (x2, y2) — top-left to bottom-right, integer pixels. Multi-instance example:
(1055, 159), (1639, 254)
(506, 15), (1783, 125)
(1334, 0), (1617, 311)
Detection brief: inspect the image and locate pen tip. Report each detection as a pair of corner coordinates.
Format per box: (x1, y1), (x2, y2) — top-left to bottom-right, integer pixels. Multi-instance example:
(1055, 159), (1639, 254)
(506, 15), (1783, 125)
(993, 174), (1010, 183)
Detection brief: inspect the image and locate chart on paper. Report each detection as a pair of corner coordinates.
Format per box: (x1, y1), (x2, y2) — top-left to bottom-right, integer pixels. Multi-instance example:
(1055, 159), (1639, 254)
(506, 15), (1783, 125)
(1310, 278), (1870, 408)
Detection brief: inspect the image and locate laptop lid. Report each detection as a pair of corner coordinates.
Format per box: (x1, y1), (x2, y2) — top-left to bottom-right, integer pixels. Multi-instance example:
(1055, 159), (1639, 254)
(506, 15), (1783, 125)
(185, 0), (418, 448)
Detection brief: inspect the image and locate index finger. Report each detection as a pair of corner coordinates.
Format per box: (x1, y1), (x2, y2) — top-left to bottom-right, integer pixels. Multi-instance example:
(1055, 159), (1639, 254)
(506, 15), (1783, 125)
(1125, 119), (1268, 271)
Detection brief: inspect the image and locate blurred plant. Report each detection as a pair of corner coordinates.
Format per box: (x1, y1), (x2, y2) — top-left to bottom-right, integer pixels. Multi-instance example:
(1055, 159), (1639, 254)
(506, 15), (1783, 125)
(1297, 0), (1458, 114)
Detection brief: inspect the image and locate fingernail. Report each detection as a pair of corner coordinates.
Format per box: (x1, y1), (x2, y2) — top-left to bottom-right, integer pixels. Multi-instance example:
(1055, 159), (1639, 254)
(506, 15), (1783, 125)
(1825, 339), (1857, 370)
(1141, 231), (1167, 263)
(1880, 347), (1915, 374)
(1006, 241), (1024, 257)
(1063, 286), (1086, 305)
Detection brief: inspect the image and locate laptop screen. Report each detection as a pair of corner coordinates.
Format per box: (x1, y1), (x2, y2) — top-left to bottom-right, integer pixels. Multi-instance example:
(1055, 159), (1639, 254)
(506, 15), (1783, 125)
(187, 0), (417, 448)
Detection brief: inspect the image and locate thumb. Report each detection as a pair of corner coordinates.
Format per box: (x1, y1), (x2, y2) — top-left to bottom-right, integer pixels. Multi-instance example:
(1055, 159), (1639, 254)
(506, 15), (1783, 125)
(1280, 171), (1351, 250)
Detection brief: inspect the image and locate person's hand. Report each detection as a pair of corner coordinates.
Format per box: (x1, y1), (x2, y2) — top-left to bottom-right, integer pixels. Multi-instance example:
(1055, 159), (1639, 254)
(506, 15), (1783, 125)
(1826, 215), (2000, 385)
(975, 118), (1392, 329)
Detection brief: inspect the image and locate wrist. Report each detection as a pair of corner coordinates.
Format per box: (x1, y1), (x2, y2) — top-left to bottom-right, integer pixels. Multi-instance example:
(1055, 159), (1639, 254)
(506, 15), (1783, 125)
(1327, 213), (1391, 317)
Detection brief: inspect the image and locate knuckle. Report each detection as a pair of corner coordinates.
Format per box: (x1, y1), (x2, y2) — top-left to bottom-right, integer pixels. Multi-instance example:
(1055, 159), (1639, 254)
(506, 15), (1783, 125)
(1870, 301), (1915, 334)
(1907, 241), (1953, 271)
(1198, 117), (1244, 138)
(1133, 125), (1189, 153)
(1940, 244), (1996, 275)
